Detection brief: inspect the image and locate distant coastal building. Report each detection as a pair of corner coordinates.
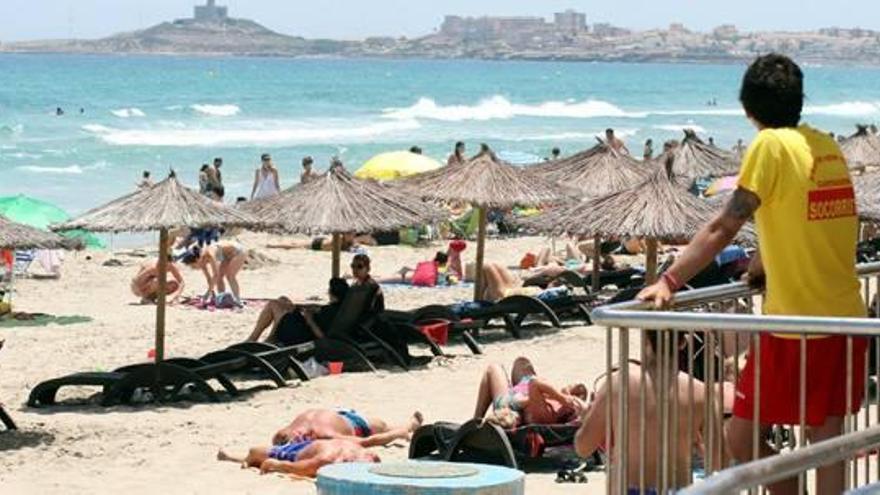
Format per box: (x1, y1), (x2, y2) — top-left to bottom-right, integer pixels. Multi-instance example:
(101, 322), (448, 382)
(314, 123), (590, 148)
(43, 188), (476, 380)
(193, 0), (228, 23)
(592, 23), (631, 38)
(440, 10), (588, 41)
(713, 24), (738, 39)
(554, 10), (587, 34)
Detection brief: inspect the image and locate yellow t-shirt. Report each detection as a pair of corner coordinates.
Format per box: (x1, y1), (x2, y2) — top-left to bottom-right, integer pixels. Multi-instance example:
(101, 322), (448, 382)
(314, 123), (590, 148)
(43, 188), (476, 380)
(738, 124), (865, 333)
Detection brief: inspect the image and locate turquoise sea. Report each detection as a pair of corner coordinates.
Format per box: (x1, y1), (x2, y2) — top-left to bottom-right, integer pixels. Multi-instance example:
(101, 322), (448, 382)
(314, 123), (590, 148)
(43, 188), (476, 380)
(2, 54), (880, 215)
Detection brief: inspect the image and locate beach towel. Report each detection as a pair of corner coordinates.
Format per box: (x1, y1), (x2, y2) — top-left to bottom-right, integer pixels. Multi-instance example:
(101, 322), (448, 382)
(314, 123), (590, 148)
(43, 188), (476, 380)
(0, 313), (92, 328)
(179, 296), (269, 311)
(411, 261), (438, 287)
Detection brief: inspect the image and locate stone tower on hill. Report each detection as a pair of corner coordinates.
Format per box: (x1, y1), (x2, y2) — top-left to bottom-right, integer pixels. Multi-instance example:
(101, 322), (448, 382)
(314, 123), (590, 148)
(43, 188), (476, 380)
(193, 0), (228, 23)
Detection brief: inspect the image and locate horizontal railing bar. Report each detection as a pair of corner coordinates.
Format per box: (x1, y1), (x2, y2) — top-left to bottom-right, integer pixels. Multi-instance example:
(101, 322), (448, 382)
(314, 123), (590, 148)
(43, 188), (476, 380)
(592, 262), (880, 335)
(591, 309), (880, 335)
(679, 426), (880, 494)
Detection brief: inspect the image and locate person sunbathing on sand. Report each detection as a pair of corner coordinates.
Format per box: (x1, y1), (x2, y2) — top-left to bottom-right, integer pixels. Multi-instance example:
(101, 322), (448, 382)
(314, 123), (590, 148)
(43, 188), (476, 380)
(272, 408), (421, 446)
(218, 411), (423, 478)
(218, 438), (379, 478)
(130, 258), (185, 304)
(475, 357), (586, 429)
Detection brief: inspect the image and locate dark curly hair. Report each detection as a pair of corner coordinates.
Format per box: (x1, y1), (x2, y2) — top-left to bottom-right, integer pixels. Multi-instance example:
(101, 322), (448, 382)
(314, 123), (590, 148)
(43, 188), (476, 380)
(739, 53), (804, 128)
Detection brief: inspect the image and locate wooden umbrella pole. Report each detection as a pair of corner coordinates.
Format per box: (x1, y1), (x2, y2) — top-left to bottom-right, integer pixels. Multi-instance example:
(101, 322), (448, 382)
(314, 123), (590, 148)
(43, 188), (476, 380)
(331, 233), (341, 278)
(592, 233), (601, 292)
(155, 228), (168, 365)
(646, 238), (659, 284)
(474, 205), (488, 301)
(154, 228), (168, 401)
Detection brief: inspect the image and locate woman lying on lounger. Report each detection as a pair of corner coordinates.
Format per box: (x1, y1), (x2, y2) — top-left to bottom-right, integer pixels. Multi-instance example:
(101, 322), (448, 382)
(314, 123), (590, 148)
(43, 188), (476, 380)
(474, 356), (587, 429)
(246, 277), (348, 345)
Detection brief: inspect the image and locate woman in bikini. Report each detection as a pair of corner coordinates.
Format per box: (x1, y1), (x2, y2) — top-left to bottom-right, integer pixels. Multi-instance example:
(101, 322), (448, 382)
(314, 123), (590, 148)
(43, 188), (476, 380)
(180, 241), (247, 305)
(130, 258), (185, 304)
(473, 356), (586, 429)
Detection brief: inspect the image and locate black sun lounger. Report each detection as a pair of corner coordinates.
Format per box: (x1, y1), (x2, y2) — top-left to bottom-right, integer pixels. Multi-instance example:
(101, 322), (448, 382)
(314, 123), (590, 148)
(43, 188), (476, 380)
(388, 295), (562, 340)
(27, 343), (311, 408)
(315, 284), (442, 372)
(409, 419), (582, 470)
(0, 340), (16, 430)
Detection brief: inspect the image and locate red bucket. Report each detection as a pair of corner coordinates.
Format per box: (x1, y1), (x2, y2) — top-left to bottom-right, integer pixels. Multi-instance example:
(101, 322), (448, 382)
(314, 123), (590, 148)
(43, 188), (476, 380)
(418, 320), (450, 346)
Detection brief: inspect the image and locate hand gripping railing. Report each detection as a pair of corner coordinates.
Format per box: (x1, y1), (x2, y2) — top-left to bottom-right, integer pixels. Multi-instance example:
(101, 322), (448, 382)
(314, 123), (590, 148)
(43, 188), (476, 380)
(589, 261), (880, 495)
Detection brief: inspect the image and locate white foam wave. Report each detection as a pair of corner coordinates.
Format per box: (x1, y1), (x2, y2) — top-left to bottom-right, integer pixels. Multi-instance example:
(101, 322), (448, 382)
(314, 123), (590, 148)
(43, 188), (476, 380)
(804, 101), (880, 117)
(111, 107), (146, 118)
(385, 96), (880, 122)
(191, 104), (240, 117)
(383, 96), (646, 121)
(15, 160), (107, 175)
(82, 124), (113, 134)
(82, 120), (421, 147)
(16, 165), (83, 174)
(653, 124), (708, 134)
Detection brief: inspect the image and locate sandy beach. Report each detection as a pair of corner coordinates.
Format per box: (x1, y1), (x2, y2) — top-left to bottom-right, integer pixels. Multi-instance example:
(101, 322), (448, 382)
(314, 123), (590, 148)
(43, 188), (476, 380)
(0, 233), (619, 494)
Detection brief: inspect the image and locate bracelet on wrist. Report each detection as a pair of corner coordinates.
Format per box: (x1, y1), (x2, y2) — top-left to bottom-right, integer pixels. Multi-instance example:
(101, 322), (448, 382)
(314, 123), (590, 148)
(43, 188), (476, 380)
(662, 271), (683, 291)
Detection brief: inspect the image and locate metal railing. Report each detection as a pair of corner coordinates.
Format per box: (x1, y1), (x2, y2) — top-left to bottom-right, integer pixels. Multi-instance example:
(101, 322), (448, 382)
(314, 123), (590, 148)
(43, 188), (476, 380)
(589, 261), (880, 494)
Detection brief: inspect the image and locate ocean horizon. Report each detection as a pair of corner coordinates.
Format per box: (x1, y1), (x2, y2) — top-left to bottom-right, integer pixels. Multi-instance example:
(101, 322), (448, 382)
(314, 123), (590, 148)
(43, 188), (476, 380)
(2, 53), (879, 216)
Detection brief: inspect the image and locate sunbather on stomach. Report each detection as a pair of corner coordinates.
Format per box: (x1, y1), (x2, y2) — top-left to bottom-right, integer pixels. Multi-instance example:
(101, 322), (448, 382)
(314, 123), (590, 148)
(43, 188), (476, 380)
(474, 356), (586, 429)
(272, 408), (422, 447)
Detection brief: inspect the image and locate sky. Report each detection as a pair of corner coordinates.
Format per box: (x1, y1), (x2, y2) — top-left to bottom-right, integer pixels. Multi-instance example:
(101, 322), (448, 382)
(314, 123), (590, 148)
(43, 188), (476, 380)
(1, 0), (878, 41)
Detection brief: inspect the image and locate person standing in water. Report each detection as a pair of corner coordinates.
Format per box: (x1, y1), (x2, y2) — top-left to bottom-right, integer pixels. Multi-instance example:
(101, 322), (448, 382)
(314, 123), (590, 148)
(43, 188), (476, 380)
(250, 153), (280, 200)
(605, 129), (630, 155)
(643, 139), (654, 161)
(300, 156), (319, 184)
(447, 141), (466, 166)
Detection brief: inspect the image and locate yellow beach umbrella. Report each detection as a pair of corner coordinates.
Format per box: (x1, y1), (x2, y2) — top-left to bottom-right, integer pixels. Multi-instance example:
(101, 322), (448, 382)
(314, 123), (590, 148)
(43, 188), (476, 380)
(355, 151), (443, 181)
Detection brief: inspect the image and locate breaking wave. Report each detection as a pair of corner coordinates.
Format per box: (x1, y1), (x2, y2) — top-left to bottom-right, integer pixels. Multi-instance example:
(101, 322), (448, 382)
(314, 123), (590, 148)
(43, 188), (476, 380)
(16, 165), (84, 174)
(383, 96), (646, 121)
(191, 104), (241, 117)
(111, 107), (146, 118)
(384, 96), (880, 122)
(81, 120), (421, 147)
(653, 124), (708, 134)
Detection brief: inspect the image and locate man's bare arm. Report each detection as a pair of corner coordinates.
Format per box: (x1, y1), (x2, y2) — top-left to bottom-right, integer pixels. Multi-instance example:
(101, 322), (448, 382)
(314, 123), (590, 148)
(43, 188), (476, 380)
(667, 188), (760, 284)
(637, 188), (759, 307)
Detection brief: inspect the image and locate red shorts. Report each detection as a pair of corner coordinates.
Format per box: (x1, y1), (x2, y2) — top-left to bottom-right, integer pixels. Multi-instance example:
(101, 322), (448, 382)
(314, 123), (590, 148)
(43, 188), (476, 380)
(733, 334), (868, 426)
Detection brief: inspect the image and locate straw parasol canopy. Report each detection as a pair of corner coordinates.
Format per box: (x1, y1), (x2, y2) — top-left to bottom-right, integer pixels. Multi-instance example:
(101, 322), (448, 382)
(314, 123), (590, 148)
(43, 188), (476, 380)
(842, 125), (880, 171)
(0, 214), (71, 250)
(662, 129), (740, 181)
(527, 171), (752, 283)
(244, 163), (445, 277)
(854, 172), (880, 223)
(52, 174), (266, 376)
(525, 143), (647, 197)
(400, 147), (565, 299)
(400, 148), (564, 208)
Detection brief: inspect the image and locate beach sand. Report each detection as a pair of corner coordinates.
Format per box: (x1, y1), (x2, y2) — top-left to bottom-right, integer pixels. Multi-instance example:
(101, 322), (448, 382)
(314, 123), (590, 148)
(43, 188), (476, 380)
(0, 234), (618, 494)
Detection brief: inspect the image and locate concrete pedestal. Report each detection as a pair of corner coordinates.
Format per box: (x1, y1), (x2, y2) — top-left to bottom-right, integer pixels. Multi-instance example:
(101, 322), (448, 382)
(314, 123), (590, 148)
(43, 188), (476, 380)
(317, 461), (524, 495)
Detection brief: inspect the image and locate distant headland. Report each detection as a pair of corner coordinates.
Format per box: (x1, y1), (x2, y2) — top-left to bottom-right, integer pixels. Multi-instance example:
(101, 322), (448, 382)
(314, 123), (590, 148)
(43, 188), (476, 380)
(2, 1), (879, 65)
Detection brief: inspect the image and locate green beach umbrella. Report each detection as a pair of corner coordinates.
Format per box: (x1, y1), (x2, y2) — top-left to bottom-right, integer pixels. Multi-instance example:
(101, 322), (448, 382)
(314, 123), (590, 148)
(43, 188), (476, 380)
(0, 195), (104, 249)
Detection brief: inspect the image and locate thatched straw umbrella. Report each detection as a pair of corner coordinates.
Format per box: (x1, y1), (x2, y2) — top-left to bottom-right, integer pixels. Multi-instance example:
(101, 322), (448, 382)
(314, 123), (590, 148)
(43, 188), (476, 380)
(528, 171), (750, 284)
(662, 129), (740, 182)
(0, 215), (71, 250)
(244, 164), (444, 278)
(53, 175), (262, 369)
(400, 148), (564, 299)
(526, 143), (647, 197)
(842, 125), (880, 171)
